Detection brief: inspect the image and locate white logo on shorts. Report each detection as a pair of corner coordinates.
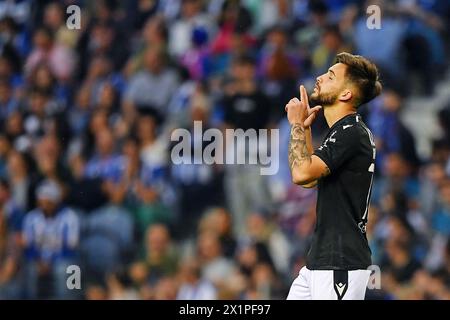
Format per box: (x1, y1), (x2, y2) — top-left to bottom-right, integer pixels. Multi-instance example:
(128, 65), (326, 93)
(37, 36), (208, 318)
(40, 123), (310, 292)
(335, 282), (346, 297)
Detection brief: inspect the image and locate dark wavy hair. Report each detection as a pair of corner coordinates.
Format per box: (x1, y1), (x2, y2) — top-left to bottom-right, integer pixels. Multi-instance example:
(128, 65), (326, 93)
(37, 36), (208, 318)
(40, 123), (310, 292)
(335, 52), (383, 107)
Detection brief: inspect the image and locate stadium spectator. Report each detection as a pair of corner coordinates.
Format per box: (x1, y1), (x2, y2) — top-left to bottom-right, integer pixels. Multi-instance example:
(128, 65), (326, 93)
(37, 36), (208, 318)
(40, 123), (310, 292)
(25, 26), (76, 83)
(176, 257), (218, 300)
(123, 46), (180, 121)
(22, 180), (80, 299)
(80, 177), (134, 282)
(0, 178), (23, 299)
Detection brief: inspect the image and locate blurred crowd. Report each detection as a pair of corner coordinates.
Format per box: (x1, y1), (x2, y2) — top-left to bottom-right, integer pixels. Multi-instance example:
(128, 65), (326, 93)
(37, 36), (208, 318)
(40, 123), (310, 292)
(0, 0), (449, 300)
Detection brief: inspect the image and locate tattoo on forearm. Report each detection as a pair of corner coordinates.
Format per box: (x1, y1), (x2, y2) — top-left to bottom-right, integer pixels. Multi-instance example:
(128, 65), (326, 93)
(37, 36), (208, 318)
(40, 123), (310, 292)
(288, 124), (311, 171)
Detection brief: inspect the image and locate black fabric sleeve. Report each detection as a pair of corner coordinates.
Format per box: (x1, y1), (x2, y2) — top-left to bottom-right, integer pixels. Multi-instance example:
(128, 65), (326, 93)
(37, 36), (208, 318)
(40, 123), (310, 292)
(313, 126), (360, 173)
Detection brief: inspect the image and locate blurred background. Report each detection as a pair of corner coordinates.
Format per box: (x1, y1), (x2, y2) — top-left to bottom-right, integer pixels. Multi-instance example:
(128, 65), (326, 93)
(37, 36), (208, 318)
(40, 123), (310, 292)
(0, 0), (449, 300)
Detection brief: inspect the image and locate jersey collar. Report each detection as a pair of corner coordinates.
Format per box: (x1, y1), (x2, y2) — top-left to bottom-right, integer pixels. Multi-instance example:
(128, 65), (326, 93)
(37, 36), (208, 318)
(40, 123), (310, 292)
(328, 113), (358, 132)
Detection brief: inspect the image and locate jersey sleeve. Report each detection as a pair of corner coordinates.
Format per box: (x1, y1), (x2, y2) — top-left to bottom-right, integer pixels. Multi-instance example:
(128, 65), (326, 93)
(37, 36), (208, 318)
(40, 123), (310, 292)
(313, 126), (360, 173)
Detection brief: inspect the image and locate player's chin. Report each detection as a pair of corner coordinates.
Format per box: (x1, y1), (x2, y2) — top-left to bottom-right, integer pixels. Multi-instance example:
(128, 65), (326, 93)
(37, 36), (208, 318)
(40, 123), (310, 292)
(310, 92), (319, 104)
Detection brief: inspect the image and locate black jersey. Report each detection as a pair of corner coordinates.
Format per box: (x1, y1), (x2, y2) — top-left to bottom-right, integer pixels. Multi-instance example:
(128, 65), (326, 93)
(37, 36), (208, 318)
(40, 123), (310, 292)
(307, 113), (375, 270)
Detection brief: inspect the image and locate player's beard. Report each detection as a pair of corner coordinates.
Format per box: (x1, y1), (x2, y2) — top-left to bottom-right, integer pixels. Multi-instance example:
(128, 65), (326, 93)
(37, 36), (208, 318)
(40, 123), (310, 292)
(310, 90), (338, 107)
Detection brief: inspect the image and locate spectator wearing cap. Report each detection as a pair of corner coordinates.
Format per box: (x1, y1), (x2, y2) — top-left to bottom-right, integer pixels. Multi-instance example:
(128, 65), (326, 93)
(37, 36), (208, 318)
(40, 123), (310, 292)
(22, 180), (80, 299)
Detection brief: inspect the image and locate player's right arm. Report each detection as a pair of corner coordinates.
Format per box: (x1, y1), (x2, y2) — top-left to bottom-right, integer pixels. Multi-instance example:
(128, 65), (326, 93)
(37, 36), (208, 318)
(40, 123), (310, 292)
(286, 86), (329, 187)
(288, 124), (330, 186)
(296, 126), (318, 188)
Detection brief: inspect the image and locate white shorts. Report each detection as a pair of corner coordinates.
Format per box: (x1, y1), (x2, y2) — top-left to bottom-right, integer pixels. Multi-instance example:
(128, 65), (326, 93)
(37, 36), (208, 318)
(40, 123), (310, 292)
(287, 266), (371, 300)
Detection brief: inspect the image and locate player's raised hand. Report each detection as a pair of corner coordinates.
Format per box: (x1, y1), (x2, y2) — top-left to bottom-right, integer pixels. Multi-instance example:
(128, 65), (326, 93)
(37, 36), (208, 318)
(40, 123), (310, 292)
(285, 85), (322, 127)
(300, 85), (322, 127)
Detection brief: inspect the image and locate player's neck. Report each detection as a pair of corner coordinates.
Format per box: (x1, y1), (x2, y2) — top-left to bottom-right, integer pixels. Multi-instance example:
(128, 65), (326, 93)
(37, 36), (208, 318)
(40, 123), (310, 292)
(324, 103), (356, 128)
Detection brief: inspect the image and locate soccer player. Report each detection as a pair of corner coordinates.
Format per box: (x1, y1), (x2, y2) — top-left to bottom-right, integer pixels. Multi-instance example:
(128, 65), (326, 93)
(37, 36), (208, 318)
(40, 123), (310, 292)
(285, 52), (382, 300)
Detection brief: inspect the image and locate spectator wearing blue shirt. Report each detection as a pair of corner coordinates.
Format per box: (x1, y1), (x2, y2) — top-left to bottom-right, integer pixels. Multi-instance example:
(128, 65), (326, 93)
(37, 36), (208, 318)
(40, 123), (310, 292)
(80, 177), (134, 284)
(84, 128), (125, 180)
(368, 89), (420, 175)
(22, 180), (80, 299)
(0, 77), (21, 125)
